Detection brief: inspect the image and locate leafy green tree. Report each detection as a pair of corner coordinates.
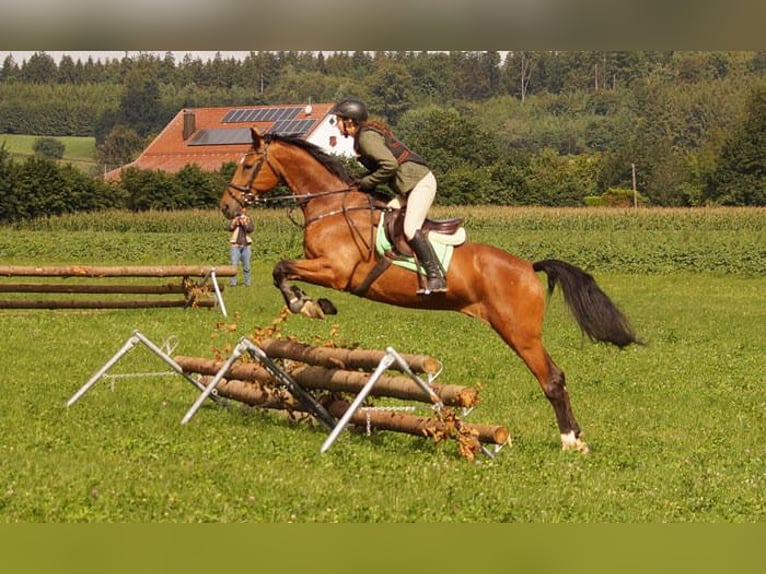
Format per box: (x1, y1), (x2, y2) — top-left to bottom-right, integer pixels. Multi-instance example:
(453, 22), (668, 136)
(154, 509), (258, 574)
(9, 157), (119, 218)
(438, 164), (502, 205)
(748, 51), (766, 75)
(453, 51), (501, 100)
(96, 125), (144, 169)
(488, 150), (532, 204)
(120, 57), (165, 137)
(367, 60), (414, 125)
(0, 144), (21, 221)
(266, 70), (340, 104)
(0, 54), (19, 83)
(57, 55), (80, 84)
(522, 148), (591, 206)
(406, 52), (455, 103)
(0, 145), (121, 221)
(705, 85), (766, 205)
(32, 136), (65, 160)
(174, 164), (227, 208)
(397, 105), (501, 175)
(19, 52), (57, 83)
(120, 167), (183, 211)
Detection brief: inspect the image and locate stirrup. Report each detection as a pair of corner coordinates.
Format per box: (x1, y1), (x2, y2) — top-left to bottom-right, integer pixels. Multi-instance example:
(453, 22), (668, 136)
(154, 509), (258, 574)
(417, 277), (447, 295)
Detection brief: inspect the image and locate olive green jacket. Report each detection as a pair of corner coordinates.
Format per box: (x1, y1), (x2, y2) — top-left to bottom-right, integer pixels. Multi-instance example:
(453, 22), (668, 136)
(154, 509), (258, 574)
(355, 129), (431, 195)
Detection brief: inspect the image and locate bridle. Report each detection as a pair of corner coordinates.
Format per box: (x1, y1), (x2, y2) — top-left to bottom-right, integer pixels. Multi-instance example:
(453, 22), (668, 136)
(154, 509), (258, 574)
(225, 139), (384, 253)
(225, 144), (282, 209)
(226, 138), (360, 214)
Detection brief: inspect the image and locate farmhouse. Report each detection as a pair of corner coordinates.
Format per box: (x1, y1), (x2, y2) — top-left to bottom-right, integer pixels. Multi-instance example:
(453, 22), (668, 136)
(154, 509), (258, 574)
(104, 103), (355, 181)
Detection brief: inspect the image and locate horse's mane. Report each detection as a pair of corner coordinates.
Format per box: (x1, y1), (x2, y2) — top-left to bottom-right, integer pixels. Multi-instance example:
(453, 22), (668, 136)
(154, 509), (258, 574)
(266, 133), (353, 184)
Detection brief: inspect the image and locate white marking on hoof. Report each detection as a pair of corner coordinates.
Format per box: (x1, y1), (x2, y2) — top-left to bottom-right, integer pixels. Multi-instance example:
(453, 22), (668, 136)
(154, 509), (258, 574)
(299, 300), (325, 319)
(561, 431), (590, 453)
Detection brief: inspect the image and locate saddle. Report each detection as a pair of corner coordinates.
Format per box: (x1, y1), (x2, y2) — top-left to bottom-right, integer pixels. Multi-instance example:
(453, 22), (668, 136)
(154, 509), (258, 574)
(383, 208), (463, 257)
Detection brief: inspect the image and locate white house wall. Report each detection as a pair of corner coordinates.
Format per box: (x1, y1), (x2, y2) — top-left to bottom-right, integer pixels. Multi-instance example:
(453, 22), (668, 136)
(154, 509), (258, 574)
(307, 116), (357, 159)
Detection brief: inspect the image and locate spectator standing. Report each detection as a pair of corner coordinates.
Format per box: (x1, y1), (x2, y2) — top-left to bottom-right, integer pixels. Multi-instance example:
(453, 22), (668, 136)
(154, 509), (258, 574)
(228, 208), (254, 287)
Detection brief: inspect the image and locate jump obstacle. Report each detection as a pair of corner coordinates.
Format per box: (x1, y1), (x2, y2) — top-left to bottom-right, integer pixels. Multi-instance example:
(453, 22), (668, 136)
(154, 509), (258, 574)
(67, 331), (509, 458)
(0, 265), (237, 316)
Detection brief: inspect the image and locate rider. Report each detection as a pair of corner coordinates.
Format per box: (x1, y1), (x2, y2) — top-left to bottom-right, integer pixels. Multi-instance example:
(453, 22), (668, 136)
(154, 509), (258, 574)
(332, 97), (447, 295)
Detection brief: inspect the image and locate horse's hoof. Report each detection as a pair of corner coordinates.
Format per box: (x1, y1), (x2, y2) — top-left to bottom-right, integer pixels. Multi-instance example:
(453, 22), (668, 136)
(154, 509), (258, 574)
(317, 298), (337, 315)
(299, 300), (325, 319)
(287, 299), (305, 314)
(560, 431), (590, 454)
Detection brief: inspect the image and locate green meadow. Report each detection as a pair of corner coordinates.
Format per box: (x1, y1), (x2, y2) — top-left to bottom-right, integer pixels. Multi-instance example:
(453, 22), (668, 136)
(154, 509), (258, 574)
(0, 207), (763, 522)
(0, 133), (97, 171)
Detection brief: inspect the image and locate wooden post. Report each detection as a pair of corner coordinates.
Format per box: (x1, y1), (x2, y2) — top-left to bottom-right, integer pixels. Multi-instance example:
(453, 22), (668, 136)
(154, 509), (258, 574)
(632, 163), (638, 208)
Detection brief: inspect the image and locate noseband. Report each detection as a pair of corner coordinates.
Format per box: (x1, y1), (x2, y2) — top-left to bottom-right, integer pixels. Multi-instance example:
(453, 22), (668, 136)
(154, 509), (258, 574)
(226, 143), (282, 208)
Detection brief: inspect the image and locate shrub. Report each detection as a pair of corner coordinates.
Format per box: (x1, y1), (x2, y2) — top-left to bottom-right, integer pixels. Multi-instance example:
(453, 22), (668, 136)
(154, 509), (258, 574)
(32, 136), (65, 160)
(585, 187), (646, 207)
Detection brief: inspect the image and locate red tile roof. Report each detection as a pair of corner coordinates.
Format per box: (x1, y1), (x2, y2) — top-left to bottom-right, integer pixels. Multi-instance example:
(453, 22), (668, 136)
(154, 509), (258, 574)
(104, 103), (337, 182)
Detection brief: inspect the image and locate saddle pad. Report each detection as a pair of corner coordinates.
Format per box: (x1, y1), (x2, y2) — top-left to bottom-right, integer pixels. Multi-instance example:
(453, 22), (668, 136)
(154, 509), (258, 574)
(376, 212), (455, 275)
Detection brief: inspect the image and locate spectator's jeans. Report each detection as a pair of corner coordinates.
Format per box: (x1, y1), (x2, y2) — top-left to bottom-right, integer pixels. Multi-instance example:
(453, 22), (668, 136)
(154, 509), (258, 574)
(229, 244), (252, 286)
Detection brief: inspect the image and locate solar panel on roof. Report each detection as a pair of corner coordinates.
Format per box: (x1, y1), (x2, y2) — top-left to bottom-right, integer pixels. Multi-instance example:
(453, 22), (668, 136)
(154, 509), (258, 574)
(267, 119), (317, 136)
(187, 128), (253, 146)
(280, 107), (302, 120)
(231, 109), (249, 122)
(222, 106), (306, 124)
(233, 109), (250, 122)
(246, 109), (264, 122)
(222, 109), (243, 123)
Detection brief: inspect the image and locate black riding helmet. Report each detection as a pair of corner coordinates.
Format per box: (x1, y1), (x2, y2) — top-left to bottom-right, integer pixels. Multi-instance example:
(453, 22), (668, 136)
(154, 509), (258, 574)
(332, 98), (368, 122)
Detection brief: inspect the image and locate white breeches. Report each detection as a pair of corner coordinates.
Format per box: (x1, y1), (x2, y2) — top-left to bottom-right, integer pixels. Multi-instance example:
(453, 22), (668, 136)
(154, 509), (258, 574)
(403, 171), (437, 240)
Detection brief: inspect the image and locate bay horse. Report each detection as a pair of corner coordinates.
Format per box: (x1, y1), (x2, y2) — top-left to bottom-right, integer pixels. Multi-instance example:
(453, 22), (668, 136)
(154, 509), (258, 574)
(220, 128), (640, 453)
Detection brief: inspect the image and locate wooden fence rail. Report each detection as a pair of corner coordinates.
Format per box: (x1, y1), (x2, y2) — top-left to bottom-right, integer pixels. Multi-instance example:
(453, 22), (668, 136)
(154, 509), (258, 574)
(0, 265), (237, 310)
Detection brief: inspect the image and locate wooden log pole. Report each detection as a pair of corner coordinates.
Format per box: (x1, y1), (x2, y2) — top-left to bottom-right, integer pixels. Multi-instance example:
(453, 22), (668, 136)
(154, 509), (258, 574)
(0, 299), (216, 310)
(291, 365), (478, 408)
(327, 401), (509, 446)
(174, 355), (478, 408)
(257, 338), (442, 375)
(0, 265), (238, 278)
(199, 378), (507, 446)
(198, 376), (301, 410)
(0, 283), (188, 294)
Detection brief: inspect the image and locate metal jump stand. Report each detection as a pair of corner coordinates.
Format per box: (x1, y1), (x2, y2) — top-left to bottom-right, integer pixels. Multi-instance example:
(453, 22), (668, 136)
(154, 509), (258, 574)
(69, 332), (502, 458)
(67, 331), (333, 430)
(66, 330), (227, 409)
(198, 267), (229, 317)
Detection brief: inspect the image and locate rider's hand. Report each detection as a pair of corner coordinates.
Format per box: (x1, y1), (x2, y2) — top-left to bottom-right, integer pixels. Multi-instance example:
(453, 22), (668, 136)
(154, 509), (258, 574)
(354, 178), (374, 192)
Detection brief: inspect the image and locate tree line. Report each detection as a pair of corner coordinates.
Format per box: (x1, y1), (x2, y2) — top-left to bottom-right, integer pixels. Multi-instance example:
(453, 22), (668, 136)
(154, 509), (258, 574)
(0, 50), (764, 222)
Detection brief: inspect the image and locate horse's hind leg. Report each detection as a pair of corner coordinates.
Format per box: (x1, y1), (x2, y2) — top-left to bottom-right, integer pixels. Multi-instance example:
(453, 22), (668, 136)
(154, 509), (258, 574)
(492, 317), (589, 453)
(523, 341), (588, 453)
(535, 347), (589, 453)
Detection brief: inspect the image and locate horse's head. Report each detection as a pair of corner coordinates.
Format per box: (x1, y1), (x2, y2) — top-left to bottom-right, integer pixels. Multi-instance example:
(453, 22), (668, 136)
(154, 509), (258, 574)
(221, 127), (356, 219)
(220, 128), (281, 219)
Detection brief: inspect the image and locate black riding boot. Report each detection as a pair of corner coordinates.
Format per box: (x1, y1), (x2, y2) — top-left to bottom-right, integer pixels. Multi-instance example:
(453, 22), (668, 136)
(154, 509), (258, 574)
(408, 230), (447, 294)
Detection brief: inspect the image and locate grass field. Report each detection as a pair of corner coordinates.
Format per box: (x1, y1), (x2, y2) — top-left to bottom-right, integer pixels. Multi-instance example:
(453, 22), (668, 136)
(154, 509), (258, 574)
(0, 133), (97, 172)
(0, 207), (763, 523)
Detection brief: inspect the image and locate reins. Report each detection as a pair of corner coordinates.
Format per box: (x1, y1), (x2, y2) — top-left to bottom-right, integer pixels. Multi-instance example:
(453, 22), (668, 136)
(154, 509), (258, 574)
(229, 139), (386, 258)
(287, 190), (382, 259)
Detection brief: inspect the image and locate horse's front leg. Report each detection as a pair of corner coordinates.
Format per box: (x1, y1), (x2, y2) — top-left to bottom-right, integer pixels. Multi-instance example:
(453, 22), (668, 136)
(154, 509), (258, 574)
(273, 258), (340, 319)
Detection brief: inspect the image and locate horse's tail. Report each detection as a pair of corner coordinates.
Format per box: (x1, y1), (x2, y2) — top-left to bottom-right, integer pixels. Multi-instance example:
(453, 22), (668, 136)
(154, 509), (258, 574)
(533, 259), (642, 348)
